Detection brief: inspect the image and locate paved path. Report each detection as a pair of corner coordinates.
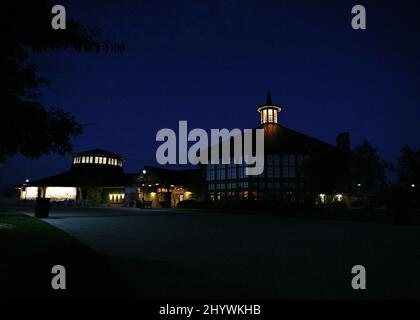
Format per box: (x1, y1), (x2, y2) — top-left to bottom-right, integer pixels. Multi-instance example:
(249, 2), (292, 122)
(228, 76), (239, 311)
(22, 207), (420, 299)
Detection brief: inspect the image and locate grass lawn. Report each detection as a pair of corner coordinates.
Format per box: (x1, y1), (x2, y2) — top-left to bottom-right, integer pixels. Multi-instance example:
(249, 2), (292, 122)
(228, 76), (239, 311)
(0, 210), (128, 300)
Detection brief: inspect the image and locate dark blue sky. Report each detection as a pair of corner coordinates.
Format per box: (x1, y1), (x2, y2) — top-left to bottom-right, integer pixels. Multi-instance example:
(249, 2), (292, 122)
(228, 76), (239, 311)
(1, 0), (419, 190)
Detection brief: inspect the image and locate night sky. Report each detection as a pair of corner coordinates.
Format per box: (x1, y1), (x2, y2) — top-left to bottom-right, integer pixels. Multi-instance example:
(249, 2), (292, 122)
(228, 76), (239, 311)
(1, 0), (420, 191)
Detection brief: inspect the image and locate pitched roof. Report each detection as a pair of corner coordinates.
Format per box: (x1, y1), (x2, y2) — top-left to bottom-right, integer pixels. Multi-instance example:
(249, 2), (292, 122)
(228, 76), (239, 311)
(144, 166), (202, 186)
(24, 169), (136, 187)
(263, 125), (337, 151)
(204, 125), (337, 161)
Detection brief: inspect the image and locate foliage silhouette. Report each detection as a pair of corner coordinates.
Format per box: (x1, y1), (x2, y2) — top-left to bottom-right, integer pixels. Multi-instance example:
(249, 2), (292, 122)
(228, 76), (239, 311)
(0, 1), (123, 163)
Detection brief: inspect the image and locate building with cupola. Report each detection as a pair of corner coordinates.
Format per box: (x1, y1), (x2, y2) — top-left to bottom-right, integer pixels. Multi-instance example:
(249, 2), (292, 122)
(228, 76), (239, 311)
(18, 91), (350, 208)
(18, 149), (203, 208)
(204, 91), (351, 205)
(18, 149), (137, 206)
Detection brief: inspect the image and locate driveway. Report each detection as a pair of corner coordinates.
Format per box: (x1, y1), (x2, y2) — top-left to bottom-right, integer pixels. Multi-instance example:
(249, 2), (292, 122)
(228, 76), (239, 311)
(22, 207), (420, 299)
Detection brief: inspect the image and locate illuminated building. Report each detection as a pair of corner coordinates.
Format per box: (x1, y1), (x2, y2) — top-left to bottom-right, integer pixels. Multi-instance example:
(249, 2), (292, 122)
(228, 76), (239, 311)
(18, 149), (134, 206)
(18, 149), (202, 208)
(138, 166), (203, 208)
(203, 92), (350, 205)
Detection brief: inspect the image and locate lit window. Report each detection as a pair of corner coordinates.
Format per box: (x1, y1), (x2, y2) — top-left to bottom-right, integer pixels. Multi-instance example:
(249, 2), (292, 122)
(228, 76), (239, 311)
(45, 187), (77, 200)
(90, 156), (93, 163)
(104, 157), (108, 164)
(268, 109), (273, 122)
(273, 110), (278, 123)
(21, 186), (38, 200)
(82, 156), (86, 163)
(94, 156), (99, 164)
(262, 109), (267, 124)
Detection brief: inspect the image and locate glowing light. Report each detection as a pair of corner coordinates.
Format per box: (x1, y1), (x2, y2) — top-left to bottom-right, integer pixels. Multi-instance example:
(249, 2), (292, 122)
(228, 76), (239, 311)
(45, 187), (77, 200)
(109, 193), (124, 202)
(319, 193), (326, 204)
(142, 170), (147, 174)
(170, 184), (174, 187)
(25, 179), (29, 183)
(412, 184), (415, 188)
(21, 186), (38, 200)
(335, 194), (343, 202)
(357, 183), (362, 187)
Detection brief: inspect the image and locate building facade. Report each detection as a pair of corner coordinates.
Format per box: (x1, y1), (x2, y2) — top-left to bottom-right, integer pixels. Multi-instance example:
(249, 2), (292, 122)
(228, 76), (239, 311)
(19, 149), (135, 206)
(139, 166), (204, 208)
(18, 92), (350, 208)
(203, 92), (350, 205)
(18, 149), (203, 208)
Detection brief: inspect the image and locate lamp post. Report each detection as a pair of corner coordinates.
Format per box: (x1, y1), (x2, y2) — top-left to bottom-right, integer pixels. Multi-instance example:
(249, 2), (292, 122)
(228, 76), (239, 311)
(141, 170), (146, 204)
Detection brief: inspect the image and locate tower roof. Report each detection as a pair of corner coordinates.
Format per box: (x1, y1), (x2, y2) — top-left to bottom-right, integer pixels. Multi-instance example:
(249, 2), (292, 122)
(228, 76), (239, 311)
(265, 90), (273, 105)
(257, 90), (281, 112)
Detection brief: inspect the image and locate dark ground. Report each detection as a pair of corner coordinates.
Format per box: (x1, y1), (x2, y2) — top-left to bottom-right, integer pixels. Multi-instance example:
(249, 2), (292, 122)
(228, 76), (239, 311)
(2, 206), (419, 300)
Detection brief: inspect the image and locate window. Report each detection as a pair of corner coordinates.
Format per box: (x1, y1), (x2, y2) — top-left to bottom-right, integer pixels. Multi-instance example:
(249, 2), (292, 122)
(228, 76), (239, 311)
(82, 156), (86, 163)
(273, 110), (278, 123)
(238, 164), (245, 178)
(207, 164), (215, 181)
(281, 154), (296, 178)
(262, 109), (267, 124)
(268, 109), (273, 122)
(217, 165), (225, 180)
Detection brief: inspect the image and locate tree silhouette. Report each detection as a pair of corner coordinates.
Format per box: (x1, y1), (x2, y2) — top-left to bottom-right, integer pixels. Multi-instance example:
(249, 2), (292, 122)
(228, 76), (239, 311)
(0, 1), (123, 163)
(351, 141), (387, 193)
(304, 148), (350, 199)
(397, 146), (420, 187)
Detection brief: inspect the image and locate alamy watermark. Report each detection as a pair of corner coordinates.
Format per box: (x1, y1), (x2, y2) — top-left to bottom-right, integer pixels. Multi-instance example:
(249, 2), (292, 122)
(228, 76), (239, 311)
(155, 121), (265, 176)
(351, 5), (366, 30)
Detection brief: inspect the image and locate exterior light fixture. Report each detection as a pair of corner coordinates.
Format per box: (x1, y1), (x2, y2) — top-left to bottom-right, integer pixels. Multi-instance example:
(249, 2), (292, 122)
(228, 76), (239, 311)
(357, 183), (361, 187)
(155, 183), (159, 186)
(148, 184), (152, 187)
(170, 184), (174, 187)
(142, 170), (146, 174)
(412, 184), (415, 188)
(25, 179), (29, 183)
